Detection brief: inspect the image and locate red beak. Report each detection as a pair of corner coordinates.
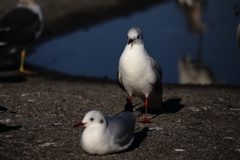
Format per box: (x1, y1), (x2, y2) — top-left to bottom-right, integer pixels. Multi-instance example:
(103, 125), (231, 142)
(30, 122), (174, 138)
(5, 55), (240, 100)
(128, 38), (134, 44)
(73, 122), (86, 128)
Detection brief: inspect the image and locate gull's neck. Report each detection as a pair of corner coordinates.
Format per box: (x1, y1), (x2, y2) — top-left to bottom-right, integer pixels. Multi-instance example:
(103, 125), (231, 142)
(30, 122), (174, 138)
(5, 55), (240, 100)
(124, 43), (147, 56)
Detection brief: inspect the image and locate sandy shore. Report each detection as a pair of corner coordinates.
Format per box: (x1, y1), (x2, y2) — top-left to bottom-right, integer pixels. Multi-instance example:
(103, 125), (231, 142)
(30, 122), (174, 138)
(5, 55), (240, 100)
(0, 71), (240, 159)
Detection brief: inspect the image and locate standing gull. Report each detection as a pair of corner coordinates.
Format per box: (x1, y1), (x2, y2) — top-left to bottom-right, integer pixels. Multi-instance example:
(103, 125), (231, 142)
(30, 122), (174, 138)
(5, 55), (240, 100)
(118, 27), (163, 123)
(235, 10), (240, 48)
(73, 98), (136, 155)
(0, 0), (43, 73)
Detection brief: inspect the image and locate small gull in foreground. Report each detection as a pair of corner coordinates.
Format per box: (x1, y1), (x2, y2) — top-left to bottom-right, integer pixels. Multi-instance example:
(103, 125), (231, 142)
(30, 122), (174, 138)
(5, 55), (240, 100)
(0, 0), (43, 73)
(118, 27), (163, 123)
(73, 98), (136, 155)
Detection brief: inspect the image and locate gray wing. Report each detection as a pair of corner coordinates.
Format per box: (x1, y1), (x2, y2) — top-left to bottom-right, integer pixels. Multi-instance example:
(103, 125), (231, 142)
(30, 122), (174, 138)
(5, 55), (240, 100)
(107, 112), (135, 147)
(150, 57), (162, 95)
(117, 71), (126, 91)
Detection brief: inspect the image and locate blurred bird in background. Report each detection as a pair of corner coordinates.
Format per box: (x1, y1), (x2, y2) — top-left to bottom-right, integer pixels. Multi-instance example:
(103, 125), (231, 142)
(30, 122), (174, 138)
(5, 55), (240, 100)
(234, 4), (240, 49)
(0, 0), (43, 73)
(177, 0), (209, 33)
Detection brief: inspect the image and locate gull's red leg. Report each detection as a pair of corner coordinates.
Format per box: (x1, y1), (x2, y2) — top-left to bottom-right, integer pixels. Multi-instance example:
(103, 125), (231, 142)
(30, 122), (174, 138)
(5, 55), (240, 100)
(138, 97), (154, 123)
(129, 96), (133, 103)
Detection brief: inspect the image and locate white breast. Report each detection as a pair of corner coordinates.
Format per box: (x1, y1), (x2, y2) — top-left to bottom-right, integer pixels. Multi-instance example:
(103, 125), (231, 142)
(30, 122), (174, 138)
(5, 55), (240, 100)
(81, 127), (111, 155)
(119, 44), (156, 97)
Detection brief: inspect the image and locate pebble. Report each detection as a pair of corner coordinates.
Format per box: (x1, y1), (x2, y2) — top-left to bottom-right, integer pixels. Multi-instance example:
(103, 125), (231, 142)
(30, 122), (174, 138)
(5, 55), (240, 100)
(174, 149), (185, 152)
(39, 142), (55, 147)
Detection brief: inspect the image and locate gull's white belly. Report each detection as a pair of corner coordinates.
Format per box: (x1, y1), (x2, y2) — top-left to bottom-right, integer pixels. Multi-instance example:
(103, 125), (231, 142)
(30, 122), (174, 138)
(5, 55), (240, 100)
(119, 45), (156, 97)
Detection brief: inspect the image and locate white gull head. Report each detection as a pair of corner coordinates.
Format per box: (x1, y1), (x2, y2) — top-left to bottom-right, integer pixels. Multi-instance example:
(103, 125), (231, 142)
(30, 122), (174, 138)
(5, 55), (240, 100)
(127, 27), (143, 47)
(80, 110), (107, 128)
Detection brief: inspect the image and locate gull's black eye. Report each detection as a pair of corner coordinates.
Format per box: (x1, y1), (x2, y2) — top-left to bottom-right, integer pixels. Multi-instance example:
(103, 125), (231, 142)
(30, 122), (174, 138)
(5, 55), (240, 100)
(90, 118), (94, 121)
(100, 119), (104, 123)
(137, 35), (140, 39)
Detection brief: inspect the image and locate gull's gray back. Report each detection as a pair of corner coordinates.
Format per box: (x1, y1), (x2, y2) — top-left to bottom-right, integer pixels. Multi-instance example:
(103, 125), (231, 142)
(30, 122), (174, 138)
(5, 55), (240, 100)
(150, 56), (162, 94)
(106, 111), (135, 147)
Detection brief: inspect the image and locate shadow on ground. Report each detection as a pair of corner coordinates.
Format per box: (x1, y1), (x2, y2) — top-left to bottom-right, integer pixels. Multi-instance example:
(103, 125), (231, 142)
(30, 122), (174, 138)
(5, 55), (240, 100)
(0, 106), (8, 113)
(161, 98), (185, 114)
(0, 106), (16, 114)
(136, 98), (185, 120)
(0, 75), (27, 83)
(0, 124), (22, 133)
(125, 127), (149, 152)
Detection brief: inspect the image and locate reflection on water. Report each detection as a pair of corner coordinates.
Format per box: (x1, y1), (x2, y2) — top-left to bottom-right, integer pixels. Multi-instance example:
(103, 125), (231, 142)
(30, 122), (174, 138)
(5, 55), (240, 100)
(177, 0), (209, 33)
(27, 0), (240, 85)
(234, 3), (240, 48)
(177, 0), (216, 85)
(178, 56), (218, 85)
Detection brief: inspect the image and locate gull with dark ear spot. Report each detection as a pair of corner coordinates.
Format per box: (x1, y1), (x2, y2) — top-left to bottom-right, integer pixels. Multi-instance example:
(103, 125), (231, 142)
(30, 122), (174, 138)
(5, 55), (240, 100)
(118, 27), (163, 123)
(0, 0), (43, 73)
(73, 102), (136, 155)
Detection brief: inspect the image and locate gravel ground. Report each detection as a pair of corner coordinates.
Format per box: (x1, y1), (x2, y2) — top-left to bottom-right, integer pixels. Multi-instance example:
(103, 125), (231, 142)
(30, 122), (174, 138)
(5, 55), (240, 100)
(0, 71), (240, 159)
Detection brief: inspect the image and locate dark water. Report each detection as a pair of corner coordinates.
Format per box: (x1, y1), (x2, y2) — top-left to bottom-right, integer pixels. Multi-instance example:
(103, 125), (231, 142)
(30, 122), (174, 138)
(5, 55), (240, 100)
(27, 0), (240, 85)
